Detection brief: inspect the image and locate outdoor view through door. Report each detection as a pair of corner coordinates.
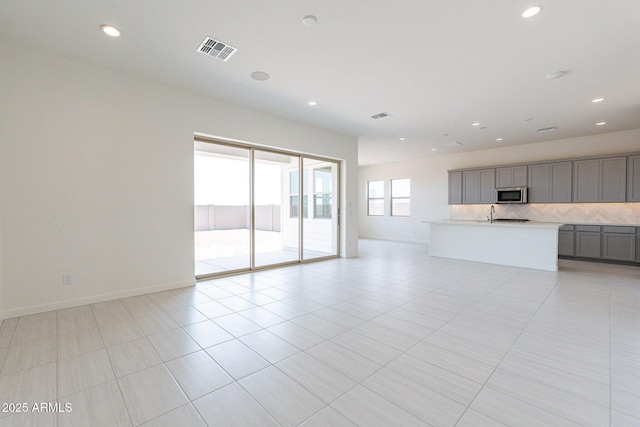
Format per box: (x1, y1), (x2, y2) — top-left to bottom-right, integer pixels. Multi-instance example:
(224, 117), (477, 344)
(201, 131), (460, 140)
(194, 139), (339, 278)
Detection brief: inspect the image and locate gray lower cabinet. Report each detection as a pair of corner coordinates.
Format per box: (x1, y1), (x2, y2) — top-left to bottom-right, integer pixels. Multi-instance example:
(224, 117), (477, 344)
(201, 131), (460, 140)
(558, 226), (575, 256)
(602, 226), (636, 262)
(448, 171), (463, 204)
(561, 224), (639, 264)
(575, 225), (601, 258)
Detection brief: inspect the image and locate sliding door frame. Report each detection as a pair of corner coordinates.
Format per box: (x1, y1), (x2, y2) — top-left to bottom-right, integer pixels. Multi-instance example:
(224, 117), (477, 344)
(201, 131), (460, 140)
(194, 136), (340, 281)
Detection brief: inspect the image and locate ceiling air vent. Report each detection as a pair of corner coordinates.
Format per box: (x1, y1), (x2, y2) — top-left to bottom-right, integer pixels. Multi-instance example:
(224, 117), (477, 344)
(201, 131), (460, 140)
(371, 112), (390, 120)
(536, 126), (557, 133)
(197, 37), (238, 62)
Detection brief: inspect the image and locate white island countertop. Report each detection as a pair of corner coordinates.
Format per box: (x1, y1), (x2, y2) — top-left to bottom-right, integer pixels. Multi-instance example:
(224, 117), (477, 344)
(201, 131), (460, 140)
(426, 220), (564, 271)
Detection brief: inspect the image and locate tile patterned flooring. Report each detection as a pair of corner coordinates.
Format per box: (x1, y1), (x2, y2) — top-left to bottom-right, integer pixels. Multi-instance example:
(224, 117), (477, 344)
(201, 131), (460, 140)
(1, 239), (639, 426)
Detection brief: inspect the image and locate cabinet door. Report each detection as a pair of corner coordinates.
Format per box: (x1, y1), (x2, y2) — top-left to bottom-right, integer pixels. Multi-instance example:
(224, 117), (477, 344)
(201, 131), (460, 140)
(496, 166), (527, 188)
(528, 163), (550, 203)
(558, 231), (575, 256)
(573, 159), (599, 202)
(603, 234), (635, 261)
(448, 172), (463, 204)
(600, 157), (626, 202)
(550, 162), (572, 202)
(512, 166), (528, 187)
(575, 232), (601, 258)
(479, 169), (496, 203)
(496, 167), (513, 188)
(629, 156), (640, 202)
(463, 170), (479, 204)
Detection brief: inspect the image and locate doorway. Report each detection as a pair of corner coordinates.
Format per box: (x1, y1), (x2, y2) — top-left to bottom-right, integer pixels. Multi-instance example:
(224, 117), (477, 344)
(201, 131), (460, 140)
(194, 139), (339, 279)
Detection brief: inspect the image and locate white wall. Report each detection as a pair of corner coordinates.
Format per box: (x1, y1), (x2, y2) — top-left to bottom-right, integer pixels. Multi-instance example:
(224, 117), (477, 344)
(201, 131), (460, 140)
(0, 39), (358, 320)
(359, 129), (640, 243)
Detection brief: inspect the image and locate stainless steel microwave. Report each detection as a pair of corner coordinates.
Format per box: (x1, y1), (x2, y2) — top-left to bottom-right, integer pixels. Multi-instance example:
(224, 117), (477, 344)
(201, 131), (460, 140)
(495, 187), (528, 204)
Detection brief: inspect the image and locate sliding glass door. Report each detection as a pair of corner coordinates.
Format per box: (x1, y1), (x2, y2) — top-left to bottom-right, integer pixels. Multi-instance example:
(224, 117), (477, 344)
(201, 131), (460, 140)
(253, 150), (300, 268)
(194, 142), (251, 276)
(194, 139), (339, 279)
(302, 158), (339, 260)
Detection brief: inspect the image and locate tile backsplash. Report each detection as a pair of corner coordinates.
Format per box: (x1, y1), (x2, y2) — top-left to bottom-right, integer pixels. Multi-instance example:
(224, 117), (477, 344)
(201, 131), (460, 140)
(450, 203), (640, 225)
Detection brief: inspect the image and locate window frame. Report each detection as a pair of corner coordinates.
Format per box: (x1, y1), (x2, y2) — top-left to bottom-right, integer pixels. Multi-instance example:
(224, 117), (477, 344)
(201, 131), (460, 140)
(367, 180), (385, 216)
(391, 178), (411, 217)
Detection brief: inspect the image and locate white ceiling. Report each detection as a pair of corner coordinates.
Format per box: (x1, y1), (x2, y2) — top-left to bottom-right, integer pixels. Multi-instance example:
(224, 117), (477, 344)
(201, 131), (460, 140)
(2, 1), (639, 165)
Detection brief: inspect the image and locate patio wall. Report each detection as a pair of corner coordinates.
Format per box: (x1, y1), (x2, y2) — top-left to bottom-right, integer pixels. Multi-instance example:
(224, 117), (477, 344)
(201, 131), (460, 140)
(195, 205), (281, 232)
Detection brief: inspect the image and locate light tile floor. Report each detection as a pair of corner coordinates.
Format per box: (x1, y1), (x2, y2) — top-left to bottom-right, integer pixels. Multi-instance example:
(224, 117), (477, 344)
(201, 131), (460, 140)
(1, 239), (639, 426)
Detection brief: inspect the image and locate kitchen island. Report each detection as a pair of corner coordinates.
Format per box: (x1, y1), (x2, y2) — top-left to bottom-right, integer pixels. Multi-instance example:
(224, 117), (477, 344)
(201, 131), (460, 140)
(426, 220), (564, 271)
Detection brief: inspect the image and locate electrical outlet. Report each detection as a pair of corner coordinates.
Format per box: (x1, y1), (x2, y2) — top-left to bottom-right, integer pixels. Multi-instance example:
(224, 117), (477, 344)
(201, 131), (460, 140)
(585, 209), (590, 215)
(63, 274), (72, 286)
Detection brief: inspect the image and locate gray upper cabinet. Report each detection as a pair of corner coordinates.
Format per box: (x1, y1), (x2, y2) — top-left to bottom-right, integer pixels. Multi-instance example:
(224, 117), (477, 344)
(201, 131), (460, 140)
(573, 159), (599, 202)
(628, 155), (640, 202)
(528, 162), (571, 203)
(600, 157), (626, 202)
(573, 157), (626, 202)
(448, 171), (463, 204)
(463, 169), (495, 204)
(496, 166), (527, 188)
(449, 152), (637, 206)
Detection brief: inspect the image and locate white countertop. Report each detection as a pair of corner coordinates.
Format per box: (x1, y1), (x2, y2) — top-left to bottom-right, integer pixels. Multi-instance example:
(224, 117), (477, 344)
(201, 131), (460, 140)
(425, 219), (564, 229)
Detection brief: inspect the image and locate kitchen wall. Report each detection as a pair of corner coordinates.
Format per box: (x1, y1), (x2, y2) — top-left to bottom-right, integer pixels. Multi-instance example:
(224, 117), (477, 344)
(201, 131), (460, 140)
(359, 129), (640, 243)
(0, 39), (359, 320)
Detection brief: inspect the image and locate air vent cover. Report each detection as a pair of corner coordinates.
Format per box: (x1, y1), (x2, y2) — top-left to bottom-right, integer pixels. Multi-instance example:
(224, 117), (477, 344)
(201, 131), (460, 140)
(536, 126), (557, 133)
(197, 37), (238, 62)
(370, 112), (390, 120)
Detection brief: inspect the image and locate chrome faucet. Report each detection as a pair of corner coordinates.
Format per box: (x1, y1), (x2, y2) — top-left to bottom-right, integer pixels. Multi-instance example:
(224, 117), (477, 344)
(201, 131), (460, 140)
(489, 205), (495, 223)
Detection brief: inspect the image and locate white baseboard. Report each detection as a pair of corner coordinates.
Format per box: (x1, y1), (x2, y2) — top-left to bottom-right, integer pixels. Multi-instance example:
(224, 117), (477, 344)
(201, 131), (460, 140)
(0, 279), (196, 322)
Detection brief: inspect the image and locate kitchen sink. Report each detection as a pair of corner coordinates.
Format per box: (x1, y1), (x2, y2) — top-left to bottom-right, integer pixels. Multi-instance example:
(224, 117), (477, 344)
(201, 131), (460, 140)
(493, 218), (529, 223)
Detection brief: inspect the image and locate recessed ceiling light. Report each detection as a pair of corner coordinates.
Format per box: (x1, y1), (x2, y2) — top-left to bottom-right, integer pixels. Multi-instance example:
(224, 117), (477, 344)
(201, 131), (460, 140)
(100, 24), (121, 37)
(399, 137), (406, 141)
(302, 15), (318, 27)
(522, 6), (542, 18)
(496, 138), (503, 141)
(472, 122), (481, 126)
(547, 70), (568, 80)
(431, 148), (437, 151)
(592, 97), (605, 103)
(596, 122), (606, 126)
(308, 100), (317, 106)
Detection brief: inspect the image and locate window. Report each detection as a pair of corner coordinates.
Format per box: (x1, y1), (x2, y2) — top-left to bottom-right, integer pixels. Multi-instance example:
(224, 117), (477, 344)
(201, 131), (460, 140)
(367, 180), (384, 216)
(289, 171), (307, 218)
(391, 178), (410, 216)
(313, 167), (332, 219)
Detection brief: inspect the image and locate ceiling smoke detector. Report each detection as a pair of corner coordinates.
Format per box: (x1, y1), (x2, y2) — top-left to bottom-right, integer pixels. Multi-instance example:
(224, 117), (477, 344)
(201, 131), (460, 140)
(197, 37), (238, 61)
(370, 112), (390, 120)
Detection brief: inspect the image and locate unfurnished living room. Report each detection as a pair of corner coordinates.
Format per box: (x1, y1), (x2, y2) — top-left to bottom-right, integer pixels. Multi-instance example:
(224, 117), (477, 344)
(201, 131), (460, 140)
(1, 1), (640, 426)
